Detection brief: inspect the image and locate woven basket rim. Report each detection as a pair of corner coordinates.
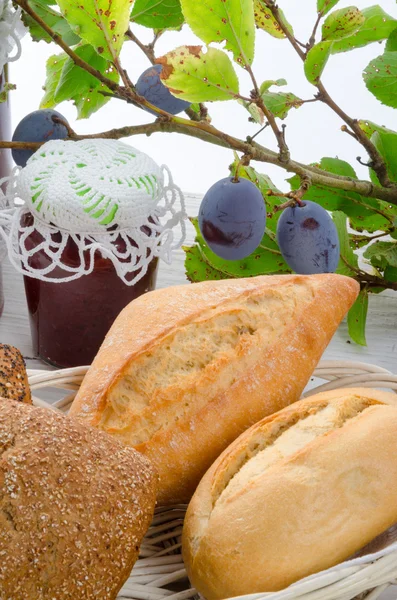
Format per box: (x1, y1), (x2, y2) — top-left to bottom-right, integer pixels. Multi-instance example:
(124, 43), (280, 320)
(27, 360), (397, 600)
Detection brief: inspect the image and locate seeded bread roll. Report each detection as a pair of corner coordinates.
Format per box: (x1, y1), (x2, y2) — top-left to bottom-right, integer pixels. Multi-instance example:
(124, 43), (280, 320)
(0, 400), (157, 600)
(70, 274), (359, 505)
(182, 389), (397, 599)
(0, 344), (31, 403)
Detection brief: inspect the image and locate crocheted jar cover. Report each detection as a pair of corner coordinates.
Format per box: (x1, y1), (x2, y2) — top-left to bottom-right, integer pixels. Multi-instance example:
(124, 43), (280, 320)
(0, 0), (26, 74)
(0, 139), (187, 285)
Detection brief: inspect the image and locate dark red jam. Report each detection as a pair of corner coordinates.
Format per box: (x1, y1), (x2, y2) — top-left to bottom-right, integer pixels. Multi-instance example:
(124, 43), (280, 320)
(21, 213), (158, 367)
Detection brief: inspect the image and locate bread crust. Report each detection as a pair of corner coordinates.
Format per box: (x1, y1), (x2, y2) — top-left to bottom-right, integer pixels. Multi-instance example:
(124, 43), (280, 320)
(182, 389), (397, 599)
(0, 400), (157, 599)
(70, 274), (359, 504)
(0, 344), (31, 404)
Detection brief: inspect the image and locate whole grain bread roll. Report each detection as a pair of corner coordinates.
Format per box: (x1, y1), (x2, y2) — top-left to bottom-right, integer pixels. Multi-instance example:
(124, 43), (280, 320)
(70, 274), (359, 505)
(182, 388), (397, 599)
(0, 400), (157, 600)
(0, 344), (31, 403)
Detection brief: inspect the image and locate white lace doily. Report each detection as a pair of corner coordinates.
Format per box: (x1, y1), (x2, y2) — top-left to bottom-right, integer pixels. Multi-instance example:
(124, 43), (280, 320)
(0, 139), (187, 285)
(0, 0), (26, 73)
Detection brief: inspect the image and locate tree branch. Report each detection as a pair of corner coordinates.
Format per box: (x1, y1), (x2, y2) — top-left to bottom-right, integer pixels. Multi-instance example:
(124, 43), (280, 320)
(262, 0), (395, 189)
(3, 122), (397, 204)
(126, 28), (156, 64)
(307, 13), (322, 52)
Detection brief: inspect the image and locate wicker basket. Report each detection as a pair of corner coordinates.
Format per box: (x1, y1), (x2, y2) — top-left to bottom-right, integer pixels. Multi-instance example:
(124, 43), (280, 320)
(27, 360), (397, 600)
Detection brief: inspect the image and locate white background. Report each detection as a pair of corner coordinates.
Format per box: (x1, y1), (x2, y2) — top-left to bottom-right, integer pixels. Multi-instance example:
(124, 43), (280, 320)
(8, 0), (397, 195)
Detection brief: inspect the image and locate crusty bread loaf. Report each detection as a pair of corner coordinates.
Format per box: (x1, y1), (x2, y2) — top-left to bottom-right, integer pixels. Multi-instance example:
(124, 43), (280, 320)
(69, 274), (359, 505)
(182, 388), (397, 599)
(0, 400), (157, 600)
(0, 344), (31, 403)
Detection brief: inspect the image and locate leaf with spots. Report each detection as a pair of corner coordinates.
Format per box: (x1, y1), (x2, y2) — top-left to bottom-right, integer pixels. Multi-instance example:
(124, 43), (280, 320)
(259, 79), (303, 119)
(330, 6), (397, 54)
(40, 52), (69, 108)
(288, 158), (397, 233)
(184, 245), (229, 282)
(363, 49), (397, 108)
(254, 1), (293, 39)
(358, 120), (397, 139)
(364, 241), (397, 270)
(179, 0), (255, 66)
(317, 0), (340, 16)
(347, 289), (368, 346)
(22, 0), (81, 45)
(55, 0), (132, 60)
(304, 40), (332, 84)
(131, 0), (184, 29)
(321, 6), (365, 41)
(40, 46), (119, 118)
(158, 46), (239, 102)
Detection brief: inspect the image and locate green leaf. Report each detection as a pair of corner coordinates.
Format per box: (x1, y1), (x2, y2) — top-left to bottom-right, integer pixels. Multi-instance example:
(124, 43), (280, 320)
(238, 99), (264, 124)
(371, 130), (397, 183)
(131, 0), (184, 29)
(358, 120), (397, 139)
(347, 289), (368, 346)
(317, 0), (340, 16)
(331, 211), (359, 277)
(386, 27), (397, 52)
(55, 0), (131, 60)
(259, 78), (287, 93)
(363, 50), (397, 108)
(158, 46), (239, 102)
(364, 241), (397, 270)
(331, 6), (397, 54)
(0, 82), (16, 103)
(288, 157), (397, 233)
(191, 217), (292, 277)
(254, 1), (293, 39)
(40, 53), (69, 108)
(304, 41), (332, 84)
(184, 244), (229, 282)
(180, 0), (255, 65)
(54, 44), (116, 102)
(384, 265), (397, 282)
(74, 68), (119, 118)
(40, 46), (119, 118)
(22, 0), (80, 45)
(322, 6), (365, 41)
(259, 80), (303, 119)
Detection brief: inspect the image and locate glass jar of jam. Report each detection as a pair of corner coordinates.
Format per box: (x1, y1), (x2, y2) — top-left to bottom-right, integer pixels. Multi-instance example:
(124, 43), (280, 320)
(22, 213), (158, 368)
(0, 67), (12, 318)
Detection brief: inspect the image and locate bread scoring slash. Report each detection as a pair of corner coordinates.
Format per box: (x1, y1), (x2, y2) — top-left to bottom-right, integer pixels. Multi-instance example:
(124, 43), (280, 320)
(70, 274), (359, 505)
(182, 389), (397, 599)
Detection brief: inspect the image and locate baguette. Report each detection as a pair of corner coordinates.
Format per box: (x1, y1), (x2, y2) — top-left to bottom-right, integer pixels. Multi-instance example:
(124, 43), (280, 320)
(182, 388), (397, 599)
(70, 274), (359, 505)
(0, 344), (31, 403)
(0, 400), (157, 600)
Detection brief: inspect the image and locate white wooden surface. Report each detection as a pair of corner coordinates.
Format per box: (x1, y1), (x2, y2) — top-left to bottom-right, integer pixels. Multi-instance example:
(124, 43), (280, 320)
(0, 192), (397, 600)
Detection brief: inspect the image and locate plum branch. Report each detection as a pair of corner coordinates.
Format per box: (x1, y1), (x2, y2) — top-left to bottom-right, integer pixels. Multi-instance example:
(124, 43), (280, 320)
(3, 121), (397, 205)
(262, 0), (396, 190)
(4, 0), (397, 210)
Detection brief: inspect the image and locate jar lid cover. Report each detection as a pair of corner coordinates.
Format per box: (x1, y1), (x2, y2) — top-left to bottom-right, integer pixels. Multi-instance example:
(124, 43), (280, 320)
(0, 139), (187, 286)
